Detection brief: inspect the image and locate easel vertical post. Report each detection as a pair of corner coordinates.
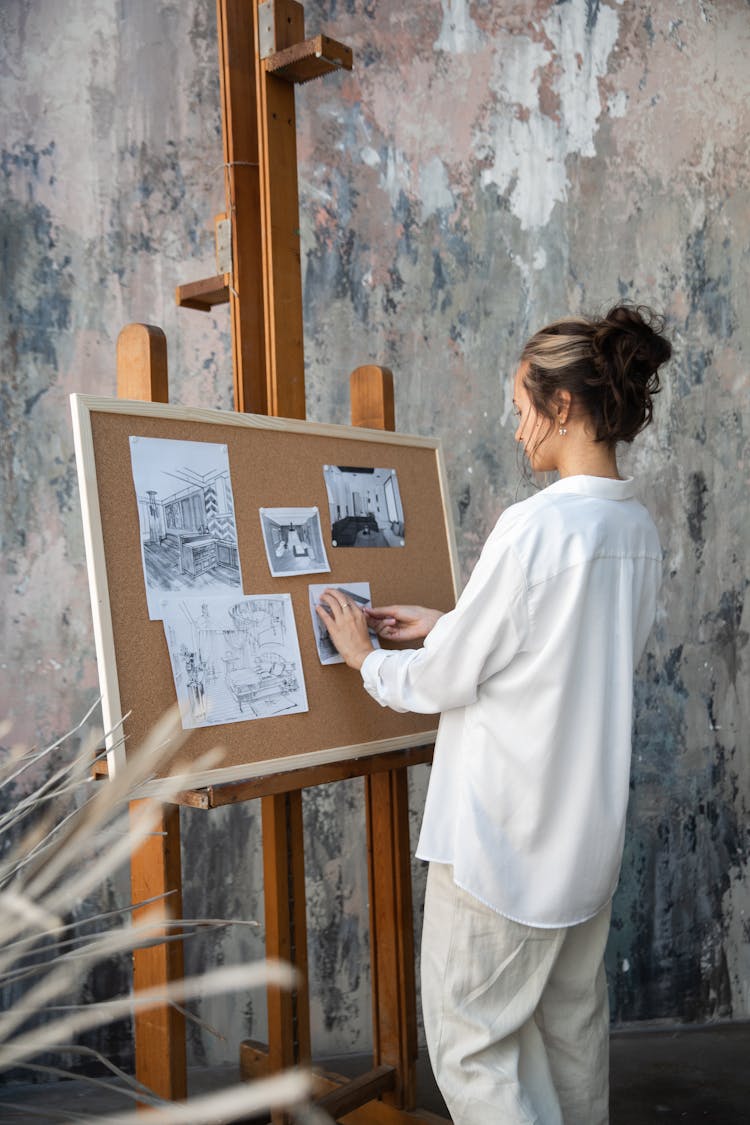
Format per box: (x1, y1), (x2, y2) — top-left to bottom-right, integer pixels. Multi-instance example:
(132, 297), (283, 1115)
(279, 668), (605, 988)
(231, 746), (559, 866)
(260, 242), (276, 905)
(215, 0), (306, 419)
(350, 365), (418, 1109)
(217, 5), (311, 1117)
(117, 324), (188, 1103)
(216, 0), (267, 413)
(252, 0), (306, 418)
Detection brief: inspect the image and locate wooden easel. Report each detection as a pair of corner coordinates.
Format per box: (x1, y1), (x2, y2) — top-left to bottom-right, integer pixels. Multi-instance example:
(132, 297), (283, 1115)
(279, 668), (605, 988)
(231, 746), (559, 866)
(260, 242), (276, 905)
(120, 3), (449, 1121)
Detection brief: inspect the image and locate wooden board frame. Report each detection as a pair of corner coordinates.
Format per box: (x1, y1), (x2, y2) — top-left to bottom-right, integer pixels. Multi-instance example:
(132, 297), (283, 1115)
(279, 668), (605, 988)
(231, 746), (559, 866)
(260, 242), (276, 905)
(71, 393), (460, 793)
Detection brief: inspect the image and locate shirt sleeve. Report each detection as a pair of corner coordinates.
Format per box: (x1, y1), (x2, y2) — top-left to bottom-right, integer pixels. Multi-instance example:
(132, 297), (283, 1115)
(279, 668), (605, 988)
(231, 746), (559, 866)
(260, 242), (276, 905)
(360, 527), (529, 714)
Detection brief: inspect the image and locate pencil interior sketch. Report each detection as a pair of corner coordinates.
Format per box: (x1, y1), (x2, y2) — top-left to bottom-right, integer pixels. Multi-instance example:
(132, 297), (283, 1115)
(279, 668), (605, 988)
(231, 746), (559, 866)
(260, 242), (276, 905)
(162, 594), (308, 729)
(129, 436), (243, 619)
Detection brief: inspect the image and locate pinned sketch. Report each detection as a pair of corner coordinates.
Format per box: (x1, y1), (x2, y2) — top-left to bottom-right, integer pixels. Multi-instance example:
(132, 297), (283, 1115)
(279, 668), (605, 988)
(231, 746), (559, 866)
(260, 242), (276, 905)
(259, 507), (330, 577)
(161, 594), (308, 728)
(308, 582), (381, 665)
(323, 466), (405, 547)
(129, 436), (243, 619)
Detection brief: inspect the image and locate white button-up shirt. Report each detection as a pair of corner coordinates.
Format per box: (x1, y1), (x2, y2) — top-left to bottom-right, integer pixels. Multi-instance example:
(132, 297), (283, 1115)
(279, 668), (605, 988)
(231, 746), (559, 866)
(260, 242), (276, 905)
(361, 475), (662, 928)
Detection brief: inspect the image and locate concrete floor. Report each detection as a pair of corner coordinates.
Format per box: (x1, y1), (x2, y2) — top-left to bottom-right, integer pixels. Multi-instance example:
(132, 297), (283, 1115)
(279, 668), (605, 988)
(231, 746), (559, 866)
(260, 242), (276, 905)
(0, 1023), (748, 1123)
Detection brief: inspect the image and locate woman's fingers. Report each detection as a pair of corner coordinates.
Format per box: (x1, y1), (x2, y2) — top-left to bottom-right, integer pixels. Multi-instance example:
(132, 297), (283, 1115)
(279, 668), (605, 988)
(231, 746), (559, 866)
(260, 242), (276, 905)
(319, 589), (362, 615)
(364, 609), (397, 636)
(318, 589), (345, 615)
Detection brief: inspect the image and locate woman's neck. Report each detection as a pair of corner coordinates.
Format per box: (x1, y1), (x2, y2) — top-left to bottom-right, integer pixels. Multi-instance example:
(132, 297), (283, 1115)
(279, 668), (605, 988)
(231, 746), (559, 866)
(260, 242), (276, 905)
(556, 439), (621, 480)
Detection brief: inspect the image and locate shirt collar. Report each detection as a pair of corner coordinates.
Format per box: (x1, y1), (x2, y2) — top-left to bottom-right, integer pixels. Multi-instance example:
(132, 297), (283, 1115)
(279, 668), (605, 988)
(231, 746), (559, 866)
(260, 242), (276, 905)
(542, 475), (637, 501)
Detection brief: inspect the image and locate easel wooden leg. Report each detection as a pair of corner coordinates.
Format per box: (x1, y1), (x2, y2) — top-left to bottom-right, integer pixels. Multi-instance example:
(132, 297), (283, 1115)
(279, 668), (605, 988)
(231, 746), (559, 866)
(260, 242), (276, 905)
(118, 324), (187, 1103)
(351, 364), (418, 1110)
(130, 802), (187, 1101)
(365, 770), (418, 1109)
(262, 791), (311, 1124)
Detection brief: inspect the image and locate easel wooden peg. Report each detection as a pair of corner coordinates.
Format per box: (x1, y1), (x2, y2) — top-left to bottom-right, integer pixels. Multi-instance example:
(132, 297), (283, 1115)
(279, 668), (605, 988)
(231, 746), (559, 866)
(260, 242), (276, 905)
(116, 324), (168, 405)
(351, 366), (396, 432)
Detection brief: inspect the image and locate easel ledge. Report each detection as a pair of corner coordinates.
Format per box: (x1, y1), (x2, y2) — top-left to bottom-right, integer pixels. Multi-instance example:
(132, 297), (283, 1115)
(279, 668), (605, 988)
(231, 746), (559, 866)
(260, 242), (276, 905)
(95, 743), (435, 807)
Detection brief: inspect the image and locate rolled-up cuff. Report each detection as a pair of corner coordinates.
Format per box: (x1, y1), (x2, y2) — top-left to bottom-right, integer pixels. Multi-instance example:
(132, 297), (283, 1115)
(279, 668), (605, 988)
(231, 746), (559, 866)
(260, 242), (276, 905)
(360, 648), (391, 706)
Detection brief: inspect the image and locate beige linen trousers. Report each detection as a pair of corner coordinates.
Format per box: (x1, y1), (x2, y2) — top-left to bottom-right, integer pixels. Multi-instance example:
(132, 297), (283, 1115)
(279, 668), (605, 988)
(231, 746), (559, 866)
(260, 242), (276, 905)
(421, 863), (612, 1125)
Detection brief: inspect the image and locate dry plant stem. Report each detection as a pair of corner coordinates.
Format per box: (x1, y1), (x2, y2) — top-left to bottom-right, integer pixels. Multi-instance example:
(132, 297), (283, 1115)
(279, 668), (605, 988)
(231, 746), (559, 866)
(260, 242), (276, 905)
(7, 746), (223, 953)
(4, 913), (257, 985)
(9, 919), (258, 996)
(0, 729), (109, 841)
(17, 1043), (161, 1104)
(18, 708), (188, 900)
(168, 1001), (227, 1044)
(0, 892), (175, 958)
(0, 720), (127, 875)
(6, 804), (94, 882)
(0, 802), (160, 957)
(0, 915), (177, 1045)
(0, 888), (61, 935)
(0, 724), (111, 829)
(0, 961), (296, 1071)
(0, 698), (102, 790)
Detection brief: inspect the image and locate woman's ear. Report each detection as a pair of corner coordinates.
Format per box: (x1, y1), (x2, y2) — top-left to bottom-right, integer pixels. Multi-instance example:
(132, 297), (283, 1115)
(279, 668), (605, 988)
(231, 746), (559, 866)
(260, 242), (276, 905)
(555, 389), (572, 426)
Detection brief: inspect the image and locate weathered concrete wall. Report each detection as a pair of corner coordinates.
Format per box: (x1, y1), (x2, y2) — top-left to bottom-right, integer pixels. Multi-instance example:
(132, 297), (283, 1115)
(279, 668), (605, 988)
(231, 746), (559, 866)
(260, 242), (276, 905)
(1, 0), (748, 1074)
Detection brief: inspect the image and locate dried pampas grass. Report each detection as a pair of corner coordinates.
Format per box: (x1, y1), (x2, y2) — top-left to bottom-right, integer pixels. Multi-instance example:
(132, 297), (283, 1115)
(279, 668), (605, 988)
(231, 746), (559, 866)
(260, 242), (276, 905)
(0, 705), (327, 1123)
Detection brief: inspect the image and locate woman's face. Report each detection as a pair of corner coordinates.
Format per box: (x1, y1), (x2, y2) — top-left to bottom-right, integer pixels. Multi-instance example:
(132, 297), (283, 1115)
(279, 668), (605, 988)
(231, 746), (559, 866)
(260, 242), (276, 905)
(512, 363), (557, 472)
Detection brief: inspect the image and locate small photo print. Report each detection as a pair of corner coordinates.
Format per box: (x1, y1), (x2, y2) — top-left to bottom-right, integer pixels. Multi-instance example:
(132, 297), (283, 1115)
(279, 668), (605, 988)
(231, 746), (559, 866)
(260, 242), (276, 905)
(323, 466), (405, 548)
(308, 582), (381, 666)
(259, 507), (330, 577)
(129, 436), (243, 620)
(162, 594), (308, 728)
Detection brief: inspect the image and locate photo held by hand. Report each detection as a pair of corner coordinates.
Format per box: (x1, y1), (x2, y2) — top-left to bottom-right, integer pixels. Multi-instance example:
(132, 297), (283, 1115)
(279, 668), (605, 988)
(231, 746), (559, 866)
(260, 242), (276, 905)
(315, 587), (375, 670)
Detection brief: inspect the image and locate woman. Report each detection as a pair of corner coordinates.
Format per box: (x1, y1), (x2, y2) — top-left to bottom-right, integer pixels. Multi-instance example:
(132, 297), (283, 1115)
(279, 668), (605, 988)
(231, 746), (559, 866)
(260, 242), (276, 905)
(317, 305), (672, 1125)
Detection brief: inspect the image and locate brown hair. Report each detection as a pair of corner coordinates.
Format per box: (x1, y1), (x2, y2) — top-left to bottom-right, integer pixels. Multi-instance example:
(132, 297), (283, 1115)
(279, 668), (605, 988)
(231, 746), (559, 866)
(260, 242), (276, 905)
(520, 304), (672, 445)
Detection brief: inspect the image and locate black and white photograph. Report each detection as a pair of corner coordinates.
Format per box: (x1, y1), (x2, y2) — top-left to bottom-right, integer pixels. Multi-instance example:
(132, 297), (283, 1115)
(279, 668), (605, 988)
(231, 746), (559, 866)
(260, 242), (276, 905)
(161, 593), (308, 728)
(308, 582), (381, 665)
(323, 465), (405, 547)
(129, 436), (243, 619)
(259, 507), (330, 577)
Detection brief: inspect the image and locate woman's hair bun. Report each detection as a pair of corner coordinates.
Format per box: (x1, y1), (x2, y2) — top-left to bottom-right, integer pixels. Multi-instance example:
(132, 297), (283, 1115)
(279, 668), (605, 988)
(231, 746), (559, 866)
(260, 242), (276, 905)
(588, 304), (672, 442)
(521, 303), (672, 445)
(592, 304), (672, 385)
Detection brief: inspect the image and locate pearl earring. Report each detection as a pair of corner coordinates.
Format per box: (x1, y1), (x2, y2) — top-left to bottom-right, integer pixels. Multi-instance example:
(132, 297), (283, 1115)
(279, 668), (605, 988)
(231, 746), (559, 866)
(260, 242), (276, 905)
(558, 425), (567, 436)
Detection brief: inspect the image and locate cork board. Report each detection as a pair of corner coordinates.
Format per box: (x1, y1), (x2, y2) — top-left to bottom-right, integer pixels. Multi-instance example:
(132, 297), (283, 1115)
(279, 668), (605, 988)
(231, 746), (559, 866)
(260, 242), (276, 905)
(71, 395), (460, 790)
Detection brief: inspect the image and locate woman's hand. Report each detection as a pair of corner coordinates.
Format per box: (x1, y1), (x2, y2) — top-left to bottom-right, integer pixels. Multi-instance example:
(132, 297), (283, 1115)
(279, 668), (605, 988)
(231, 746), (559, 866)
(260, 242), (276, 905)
(365, 605), (444, 642)
(315, 590), (375, 670)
